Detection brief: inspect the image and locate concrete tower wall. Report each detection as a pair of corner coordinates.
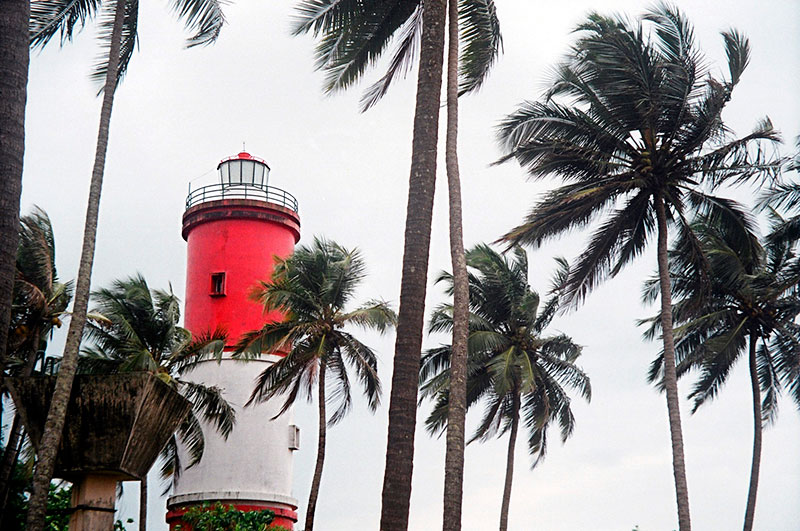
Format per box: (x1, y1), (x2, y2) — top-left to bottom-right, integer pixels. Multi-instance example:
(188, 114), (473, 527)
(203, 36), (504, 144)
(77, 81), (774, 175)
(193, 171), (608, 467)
(168, 194), (301, 529)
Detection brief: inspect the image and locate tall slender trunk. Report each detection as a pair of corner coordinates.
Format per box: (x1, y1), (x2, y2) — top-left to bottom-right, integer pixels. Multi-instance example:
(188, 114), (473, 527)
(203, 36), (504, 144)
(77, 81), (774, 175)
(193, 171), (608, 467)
(0, 343), (40, 512)
(0, 413), (24, 510)
(25, 0), (126, 527)
(305, 362), (327, 531)
(380, 1), (446, 529)
(442, 1), (468, 530)
(139, 475), (147, 531)
(654, 195), (691, 531)
(743, 333), (762, 531)
(0, 416), (25, 530)
(498, 397), (519, 531)
(0, 0), (29, 432)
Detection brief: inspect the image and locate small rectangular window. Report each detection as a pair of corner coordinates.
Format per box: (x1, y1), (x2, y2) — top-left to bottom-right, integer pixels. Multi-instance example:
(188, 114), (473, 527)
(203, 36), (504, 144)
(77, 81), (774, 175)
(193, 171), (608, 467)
(210, 272), (226, 296)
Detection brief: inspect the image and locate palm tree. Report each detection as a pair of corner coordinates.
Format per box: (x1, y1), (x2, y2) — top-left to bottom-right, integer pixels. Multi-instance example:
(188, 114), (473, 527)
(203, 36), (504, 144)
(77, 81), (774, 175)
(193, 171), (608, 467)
(441, 2), (501, 528)
(0, 0), (29, 445)
(79, 274), (234, 530)
(25, 2), (228, 527)
(234, 237), (396, 531)
(292, 3), (499, 526)
(420, 244), (590, 531)
(641, 214), (800, 531)
(0, 208), (72, 515)
(495, 6), (783, 529)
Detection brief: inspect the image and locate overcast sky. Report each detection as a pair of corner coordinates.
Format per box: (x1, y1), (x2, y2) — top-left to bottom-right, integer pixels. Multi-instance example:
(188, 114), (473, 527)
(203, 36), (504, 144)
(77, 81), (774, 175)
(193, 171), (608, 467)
(19, 1), (800, 530)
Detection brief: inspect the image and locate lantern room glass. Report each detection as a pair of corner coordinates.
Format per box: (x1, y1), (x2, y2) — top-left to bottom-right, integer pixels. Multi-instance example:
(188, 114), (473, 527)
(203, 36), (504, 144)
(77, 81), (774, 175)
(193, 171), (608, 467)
(219, 158), (269, 188)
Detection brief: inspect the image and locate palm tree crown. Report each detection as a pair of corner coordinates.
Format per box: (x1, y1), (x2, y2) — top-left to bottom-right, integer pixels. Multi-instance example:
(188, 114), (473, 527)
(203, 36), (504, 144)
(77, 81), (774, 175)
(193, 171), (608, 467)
(644, 215), (800, 415)
(497, 5), (781, 304)
(80, 274), (233, 481)
(234, 236), (395, 531)
(8, 207), (72, 374)
(236, 237), (395, 417)
(293, 0), (501, 110)
(419, 244), (590, 530)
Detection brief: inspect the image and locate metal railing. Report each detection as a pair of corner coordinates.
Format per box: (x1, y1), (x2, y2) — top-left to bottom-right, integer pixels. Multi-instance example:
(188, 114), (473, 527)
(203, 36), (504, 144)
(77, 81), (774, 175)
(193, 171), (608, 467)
(186, 183), (299, 212)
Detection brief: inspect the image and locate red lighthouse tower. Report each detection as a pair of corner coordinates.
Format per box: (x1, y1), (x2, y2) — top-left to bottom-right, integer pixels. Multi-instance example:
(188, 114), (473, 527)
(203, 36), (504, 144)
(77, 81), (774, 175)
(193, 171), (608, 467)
(166, 152), (301, 529)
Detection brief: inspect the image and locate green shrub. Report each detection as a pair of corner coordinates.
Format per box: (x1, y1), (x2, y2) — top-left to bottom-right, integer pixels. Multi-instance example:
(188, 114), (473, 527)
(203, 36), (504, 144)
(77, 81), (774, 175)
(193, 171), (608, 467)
(176, 502), (277, 531)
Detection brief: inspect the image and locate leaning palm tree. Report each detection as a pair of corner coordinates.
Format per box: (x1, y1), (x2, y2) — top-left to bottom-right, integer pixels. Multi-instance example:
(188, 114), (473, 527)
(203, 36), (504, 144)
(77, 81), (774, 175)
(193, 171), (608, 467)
(234, 237), (396, 531)
(0, 208), (72, 515)
(496, 6), (783, 529)
(293, 3), (499, 526)
(25, 2), (229, 527)
(79, 274), (233, 530)
(641, 215), (800, 531)
(420, 244), (590, 531)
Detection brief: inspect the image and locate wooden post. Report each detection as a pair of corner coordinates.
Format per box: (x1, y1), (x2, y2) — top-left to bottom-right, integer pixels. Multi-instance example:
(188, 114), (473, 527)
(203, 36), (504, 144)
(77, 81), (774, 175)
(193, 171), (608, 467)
(69, 475), (118, 530)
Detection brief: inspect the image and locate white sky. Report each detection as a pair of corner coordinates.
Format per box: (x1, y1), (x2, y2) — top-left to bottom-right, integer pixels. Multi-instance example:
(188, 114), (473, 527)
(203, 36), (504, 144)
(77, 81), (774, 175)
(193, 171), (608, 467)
(19, 1), (800, 530)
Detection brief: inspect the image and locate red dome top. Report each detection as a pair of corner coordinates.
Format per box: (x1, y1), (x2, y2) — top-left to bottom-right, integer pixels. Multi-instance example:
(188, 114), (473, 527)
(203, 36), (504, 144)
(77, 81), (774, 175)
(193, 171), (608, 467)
(218, 151), (269, 169)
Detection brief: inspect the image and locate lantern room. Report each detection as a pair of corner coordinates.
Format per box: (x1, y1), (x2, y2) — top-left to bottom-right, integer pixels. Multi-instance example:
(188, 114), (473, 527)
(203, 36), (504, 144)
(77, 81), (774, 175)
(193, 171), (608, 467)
(218, 151), (270, 187)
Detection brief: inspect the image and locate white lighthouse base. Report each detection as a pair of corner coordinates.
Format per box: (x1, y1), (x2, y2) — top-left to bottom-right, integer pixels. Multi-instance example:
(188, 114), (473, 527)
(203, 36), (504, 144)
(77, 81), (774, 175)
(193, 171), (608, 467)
(166, 354), (299, 529)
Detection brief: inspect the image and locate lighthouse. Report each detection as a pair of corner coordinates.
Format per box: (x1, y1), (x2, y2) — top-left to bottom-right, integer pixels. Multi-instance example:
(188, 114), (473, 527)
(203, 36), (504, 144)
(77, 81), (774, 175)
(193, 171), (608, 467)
(166, 152), (301, 529)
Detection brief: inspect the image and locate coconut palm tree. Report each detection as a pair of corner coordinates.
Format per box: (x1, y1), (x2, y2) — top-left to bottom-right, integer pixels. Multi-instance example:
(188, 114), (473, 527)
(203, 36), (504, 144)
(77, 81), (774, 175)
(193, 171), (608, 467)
(24, 2), (229, 527)
(234, 237), (395, 531)
(78, 274), (233, 530)
(420, 244), (590, 531)
(641, 214), (800, 531)
(293, 3), (499, 526)
(440, 2), (501, 528)
(0, 0), (29, 444)
(495, 6), (783, 529)
(0, 208), (72, 516)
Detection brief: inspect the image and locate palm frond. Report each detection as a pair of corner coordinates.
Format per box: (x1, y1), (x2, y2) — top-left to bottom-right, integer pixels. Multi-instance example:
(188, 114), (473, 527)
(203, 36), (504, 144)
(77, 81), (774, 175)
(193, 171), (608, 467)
(170, 0), (226, 48)
(359, 4), (422, 111)
(90, 0), (139, 89)
(457, 0), (502, 95)
(178, 380), (235, 438)
(30, 0), (102, 49)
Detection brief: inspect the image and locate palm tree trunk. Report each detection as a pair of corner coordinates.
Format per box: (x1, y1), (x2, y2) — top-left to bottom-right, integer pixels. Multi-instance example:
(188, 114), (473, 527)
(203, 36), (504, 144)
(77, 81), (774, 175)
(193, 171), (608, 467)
(139, 475), (147, 531)
(0, 0), (29, 433)
(25, 0), (127, 527)
(380, 1), (446, 529)
(0, 344), (39, 513)
(654, 195), (691, 531)
(0, 413), (24, 511)
(442, 1), (468, 530)
(305, 362), (327, 531)
(743, 333), (762, 531)
(499, 398), (519, 531)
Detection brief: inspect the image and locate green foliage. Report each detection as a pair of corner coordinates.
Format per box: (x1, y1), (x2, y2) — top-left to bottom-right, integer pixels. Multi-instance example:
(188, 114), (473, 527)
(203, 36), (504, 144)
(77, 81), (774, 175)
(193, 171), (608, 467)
(292, 0), (502, 109)
(6, 207), (72, 376)
(43, 483), (72, 530)
(642, 214), (800, 416)
(496, 4), (783, 308)
(79, 274), (232, 481)
(1, 462), (72, 531)
(420, 244), (591, 465)
(235, 237), (396, 422)
(177, 502), (276, 531)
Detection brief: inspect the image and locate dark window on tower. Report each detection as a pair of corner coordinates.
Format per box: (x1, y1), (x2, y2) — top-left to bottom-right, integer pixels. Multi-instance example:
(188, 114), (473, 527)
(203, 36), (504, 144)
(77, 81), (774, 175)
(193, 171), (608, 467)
(210, 272), (226, 296)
